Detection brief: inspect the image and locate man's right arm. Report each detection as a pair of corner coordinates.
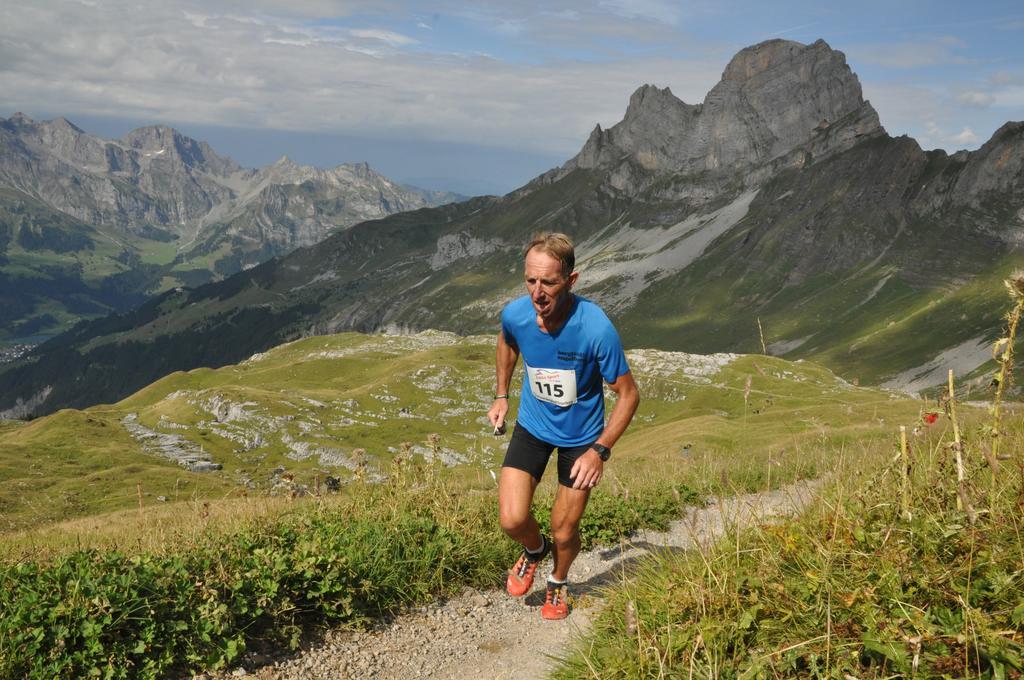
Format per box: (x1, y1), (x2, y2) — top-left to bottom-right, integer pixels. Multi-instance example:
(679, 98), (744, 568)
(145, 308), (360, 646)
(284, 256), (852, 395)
(487, 330), (519, 429)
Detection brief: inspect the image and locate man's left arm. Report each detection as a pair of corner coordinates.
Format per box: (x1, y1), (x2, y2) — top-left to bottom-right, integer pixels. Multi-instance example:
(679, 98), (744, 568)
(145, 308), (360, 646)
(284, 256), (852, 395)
(569, 371), (640, 490)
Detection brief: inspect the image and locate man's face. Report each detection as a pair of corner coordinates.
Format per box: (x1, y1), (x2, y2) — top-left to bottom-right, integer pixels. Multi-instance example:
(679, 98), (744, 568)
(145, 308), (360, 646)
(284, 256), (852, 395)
(524, 248), (577, 319)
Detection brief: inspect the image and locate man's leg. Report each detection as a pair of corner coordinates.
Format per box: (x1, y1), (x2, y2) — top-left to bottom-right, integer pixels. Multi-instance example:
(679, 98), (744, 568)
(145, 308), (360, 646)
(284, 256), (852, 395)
(499, 466), (551, 596)
(498, 466), (541, 548)
(548, 484), (590, 581)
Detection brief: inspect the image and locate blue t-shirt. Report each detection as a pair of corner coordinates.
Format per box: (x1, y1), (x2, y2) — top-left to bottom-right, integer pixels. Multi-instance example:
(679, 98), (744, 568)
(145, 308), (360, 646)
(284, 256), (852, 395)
(501, 295), (630, 447)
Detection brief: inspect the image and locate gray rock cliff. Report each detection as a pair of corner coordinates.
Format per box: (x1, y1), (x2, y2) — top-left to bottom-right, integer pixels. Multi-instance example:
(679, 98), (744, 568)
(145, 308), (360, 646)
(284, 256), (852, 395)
(560, 39), (883, 195)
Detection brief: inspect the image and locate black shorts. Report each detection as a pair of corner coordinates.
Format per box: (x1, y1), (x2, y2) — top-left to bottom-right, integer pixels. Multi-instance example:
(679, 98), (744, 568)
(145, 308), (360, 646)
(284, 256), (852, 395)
(502, 422), (595, 488)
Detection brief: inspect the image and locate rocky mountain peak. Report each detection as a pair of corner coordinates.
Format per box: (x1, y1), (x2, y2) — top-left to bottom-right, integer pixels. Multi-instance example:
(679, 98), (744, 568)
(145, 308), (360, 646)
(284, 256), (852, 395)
(4, 111), (34, 126)
(720, 38), (824, 83)
(121, 124), (176, 148)
(259, 156), (315, 185)
(951, 120), (1024, 205)
(271, 155), (299, 170)
(1, 112), (58, 134)
(624, 84), (687, 118)
(119, 125), (241, 176)
(349, 161), (372, 177)
(565, 38), (884, 193)
(0, 112), (107, 172)
(2, 113), (85, 138)
(51, 116), (85, 134)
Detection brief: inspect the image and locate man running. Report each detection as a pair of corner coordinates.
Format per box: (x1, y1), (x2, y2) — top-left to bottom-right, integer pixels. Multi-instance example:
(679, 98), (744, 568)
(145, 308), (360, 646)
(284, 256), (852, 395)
(487, 232), (640, 620)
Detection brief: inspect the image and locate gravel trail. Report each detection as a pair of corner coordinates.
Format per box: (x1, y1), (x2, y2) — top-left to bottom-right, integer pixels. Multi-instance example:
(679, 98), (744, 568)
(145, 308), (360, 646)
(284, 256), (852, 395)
(204, 479), (819, 679)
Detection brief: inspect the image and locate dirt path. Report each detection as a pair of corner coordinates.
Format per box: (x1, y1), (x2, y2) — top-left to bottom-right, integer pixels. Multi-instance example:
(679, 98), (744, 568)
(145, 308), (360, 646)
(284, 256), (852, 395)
(203, 480), (820, 679)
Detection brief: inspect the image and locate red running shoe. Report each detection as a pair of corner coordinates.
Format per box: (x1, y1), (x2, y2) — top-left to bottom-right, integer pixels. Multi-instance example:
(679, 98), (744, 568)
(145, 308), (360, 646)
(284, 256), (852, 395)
(506, 535), (549, 597)
(541, 581), (570, 620)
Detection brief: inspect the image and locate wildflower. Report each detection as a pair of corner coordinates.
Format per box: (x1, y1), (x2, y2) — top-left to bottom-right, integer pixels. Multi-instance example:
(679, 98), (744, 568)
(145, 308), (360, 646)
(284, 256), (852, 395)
(923, 412), (938, 425)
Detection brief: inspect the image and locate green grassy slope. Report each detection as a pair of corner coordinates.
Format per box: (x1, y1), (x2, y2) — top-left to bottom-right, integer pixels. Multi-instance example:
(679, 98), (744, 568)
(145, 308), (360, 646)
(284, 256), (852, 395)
(0, 329), (928, 537)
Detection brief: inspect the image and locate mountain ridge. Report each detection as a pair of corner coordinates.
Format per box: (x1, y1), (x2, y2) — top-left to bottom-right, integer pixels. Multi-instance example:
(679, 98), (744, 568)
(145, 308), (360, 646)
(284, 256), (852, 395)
(0, 113), (463, 340)
(0, 112), (461, 241)
(1, 38), (1022, 418)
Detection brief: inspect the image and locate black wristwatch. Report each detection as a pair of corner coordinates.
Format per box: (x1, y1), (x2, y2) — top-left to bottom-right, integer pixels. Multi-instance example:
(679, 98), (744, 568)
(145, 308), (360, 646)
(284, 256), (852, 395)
(591, 443), (612, 461)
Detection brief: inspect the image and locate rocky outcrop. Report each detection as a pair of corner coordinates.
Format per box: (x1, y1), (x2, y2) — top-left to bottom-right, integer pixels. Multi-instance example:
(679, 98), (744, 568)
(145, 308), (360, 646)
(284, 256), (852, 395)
(429, 232), (503, 270)
(121, 413), (222, 472)
(0, 386), (52, 420)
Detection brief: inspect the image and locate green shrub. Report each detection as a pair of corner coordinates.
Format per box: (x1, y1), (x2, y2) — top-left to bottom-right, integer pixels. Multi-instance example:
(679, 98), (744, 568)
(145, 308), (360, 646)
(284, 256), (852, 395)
(0, 472), (688, 677)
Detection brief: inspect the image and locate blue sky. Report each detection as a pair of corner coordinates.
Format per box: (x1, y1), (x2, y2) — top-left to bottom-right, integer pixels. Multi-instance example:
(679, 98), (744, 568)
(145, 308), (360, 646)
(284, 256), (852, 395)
(2, 1), (1022, 195)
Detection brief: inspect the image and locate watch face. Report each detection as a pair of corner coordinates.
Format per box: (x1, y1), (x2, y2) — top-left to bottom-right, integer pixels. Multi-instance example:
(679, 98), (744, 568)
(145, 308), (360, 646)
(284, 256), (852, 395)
(593, 444), (611, 461)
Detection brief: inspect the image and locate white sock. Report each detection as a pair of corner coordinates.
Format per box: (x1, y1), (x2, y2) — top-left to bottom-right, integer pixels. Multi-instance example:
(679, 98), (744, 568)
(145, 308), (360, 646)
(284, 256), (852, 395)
(526, 535), (546, 555)
(547, 574), (567, 586)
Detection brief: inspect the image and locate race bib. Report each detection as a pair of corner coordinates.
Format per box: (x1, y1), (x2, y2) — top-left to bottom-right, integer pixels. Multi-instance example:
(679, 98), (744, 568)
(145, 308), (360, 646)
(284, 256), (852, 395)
(526, 364), (578, 407)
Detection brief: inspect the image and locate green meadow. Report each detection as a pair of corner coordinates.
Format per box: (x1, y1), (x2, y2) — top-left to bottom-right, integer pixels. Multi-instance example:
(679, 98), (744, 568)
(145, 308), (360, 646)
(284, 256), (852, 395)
(0, 329), (914, 539)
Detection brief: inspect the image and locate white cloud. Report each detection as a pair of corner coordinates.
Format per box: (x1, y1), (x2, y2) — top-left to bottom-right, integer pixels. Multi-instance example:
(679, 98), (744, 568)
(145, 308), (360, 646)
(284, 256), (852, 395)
(956, 90), (994, 107)
(768, 22), (819, 37)
(264, 37), (318, 47)
(992, 86), (1024, 107)
(349, 28), (418, 46)
(847, 37), (974, 69)
(491, 18), (527, 36)
(182, 11), (211, 28)
(950, 127), (979, 145)
(598, 0), (683, 25)
(863, 82), (942, 129)
(0, 0), (721, 156)
(436, 2), (684, 50)
(991, 70), (1024, 86)
(919, 120), (981, 150)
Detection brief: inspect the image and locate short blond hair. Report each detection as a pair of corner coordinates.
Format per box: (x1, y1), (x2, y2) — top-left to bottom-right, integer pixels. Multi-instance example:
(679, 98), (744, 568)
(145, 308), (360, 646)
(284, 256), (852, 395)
(525, 232), (575, 279)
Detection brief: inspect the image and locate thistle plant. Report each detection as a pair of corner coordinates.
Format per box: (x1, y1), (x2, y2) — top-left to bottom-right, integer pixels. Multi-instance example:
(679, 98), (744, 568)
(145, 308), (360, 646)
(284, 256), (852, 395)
(991, 271), (1024, 503)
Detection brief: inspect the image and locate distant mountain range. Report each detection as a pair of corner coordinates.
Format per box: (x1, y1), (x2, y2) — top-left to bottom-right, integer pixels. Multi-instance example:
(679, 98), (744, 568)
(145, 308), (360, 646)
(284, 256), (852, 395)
(0, 114), (461, 341)
(2, 38), (1022, 419)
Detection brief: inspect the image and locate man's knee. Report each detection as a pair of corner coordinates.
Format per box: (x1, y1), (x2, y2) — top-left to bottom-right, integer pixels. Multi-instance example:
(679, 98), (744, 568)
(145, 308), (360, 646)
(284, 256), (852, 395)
(550, 517), (580, 547)
(499, 506), (533, 536)
(498, 467), (538, 537)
